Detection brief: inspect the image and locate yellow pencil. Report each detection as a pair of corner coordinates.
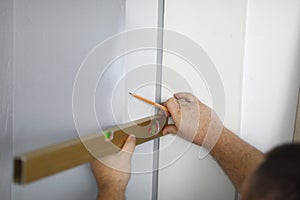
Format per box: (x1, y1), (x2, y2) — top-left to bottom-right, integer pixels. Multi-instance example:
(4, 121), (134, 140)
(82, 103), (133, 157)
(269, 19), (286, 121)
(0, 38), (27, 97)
(129, 92), (168, 112)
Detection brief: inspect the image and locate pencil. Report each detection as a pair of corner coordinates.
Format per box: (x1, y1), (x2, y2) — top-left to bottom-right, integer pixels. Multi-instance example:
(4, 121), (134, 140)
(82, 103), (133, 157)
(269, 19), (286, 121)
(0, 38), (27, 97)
(129, 92), (168, 112)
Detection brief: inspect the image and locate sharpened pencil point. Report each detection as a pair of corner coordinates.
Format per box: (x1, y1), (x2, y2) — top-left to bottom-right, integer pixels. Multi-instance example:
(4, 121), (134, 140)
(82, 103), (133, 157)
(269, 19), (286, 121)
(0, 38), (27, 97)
(129, 92), (132, 95)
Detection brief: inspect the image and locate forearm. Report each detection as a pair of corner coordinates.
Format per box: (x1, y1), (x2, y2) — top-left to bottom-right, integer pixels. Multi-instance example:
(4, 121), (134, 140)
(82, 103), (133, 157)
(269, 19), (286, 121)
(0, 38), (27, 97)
(209, 127), (264, 193)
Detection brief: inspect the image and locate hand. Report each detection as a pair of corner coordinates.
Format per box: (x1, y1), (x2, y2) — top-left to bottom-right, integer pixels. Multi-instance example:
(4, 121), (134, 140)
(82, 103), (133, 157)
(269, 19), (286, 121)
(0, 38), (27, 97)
(91, 135), (136, 200)
(163, 92), (223, 147)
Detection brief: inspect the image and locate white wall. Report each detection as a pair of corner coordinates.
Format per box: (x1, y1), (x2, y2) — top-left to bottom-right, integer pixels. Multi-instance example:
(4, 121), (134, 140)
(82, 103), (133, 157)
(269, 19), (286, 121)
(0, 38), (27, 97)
(11, 1), (163, 200)
(12, 1), (125, 199)
(6, 1), (300, 200)
(0, 0), (13, 199)
(159, 1), (300, 199)
(159, 0), (247, 199)
(241, 0), (300, 152)
(124, 1), (161, 199)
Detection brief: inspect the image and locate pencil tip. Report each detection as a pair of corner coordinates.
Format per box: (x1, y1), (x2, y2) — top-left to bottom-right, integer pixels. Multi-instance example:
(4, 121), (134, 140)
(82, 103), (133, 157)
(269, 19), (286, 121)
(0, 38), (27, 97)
(129, 92), (132, 95)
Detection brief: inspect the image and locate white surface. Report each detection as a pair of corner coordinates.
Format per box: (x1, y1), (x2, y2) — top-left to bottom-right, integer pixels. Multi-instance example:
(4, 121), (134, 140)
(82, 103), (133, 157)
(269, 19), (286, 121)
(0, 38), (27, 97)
(158, 0), (247, 199)
(241, 0), (300, 152)
(124, 1), (160, 200)
(12, 1), (162, 200)
(0, 0), (13, 199)
(12, 1), (125, 199)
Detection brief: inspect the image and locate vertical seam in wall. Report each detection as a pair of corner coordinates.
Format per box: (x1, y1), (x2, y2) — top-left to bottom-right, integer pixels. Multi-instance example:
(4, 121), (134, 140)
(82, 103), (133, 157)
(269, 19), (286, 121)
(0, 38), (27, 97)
(152, 1), (165, 200)
(239, 0), (250, 140)
(11, 0), (15, 198)
(236, 0), (250, 199)
(292, 90), (300, 142)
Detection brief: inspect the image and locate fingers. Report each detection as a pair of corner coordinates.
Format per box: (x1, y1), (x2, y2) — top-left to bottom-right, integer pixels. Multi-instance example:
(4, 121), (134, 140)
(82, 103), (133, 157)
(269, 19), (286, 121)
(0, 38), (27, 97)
(174, 92), (197, 103)
(163, 124), (178, 135)
(121, 135), (136, 154)
(164, 97), (181, 123)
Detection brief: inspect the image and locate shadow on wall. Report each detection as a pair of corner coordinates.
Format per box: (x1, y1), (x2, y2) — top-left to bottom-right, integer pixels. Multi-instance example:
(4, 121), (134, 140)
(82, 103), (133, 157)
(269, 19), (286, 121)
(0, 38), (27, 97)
(294, 94), (300, 142)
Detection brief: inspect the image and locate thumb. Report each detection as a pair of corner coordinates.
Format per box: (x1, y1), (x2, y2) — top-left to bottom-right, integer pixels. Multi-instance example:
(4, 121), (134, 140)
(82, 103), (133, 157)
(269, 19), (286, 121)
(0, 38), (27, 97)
(121, 135), (136, 155)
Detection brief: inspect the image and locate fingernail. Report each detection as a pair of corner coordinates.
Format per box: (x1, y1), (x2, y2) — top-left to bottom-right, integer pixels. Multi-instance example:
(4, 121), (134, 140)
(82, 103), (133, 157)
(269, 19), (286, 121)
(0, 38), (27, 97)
(129, 134), (136, 141)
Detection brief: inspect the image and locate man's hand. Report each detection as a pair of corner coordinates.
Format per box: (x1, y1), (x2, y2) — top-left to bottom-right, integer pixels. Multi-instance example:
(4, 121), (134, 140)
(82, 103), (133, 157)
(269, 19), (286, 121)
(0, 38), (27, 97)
(163, 92), (223, 147)
(91, 135), (136, 200)
(163, 92), (264, 192)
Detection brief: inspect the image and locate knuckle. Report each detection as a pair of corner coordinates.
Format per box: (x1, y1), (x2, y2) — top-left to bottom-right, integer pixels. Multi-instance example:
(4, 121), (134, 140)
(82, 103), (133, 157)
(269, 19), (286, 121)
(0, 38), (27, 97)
(165, 99), (173, 107)
(166, 97), (176, 105)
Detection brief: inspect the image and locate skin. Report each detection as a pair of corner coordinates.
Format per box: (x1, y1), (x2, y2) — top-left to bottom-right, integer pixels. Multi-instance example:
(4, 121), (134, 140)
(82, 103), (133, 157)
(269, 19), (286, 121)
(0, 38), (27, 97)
(91, 135), (136, 200)
(91, 92), (264, 199)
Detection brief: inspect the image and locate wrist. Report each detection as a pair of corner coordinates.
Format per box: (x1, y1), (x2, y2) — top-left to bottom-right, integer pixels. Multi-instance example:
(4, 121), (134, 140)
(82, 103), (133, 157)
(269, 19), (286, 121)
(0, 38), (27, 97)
(96, 172), (130, 192)
(97, 183), (126, 200)
(98, 181), (127, 192)
(198, 125), (226, 150)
